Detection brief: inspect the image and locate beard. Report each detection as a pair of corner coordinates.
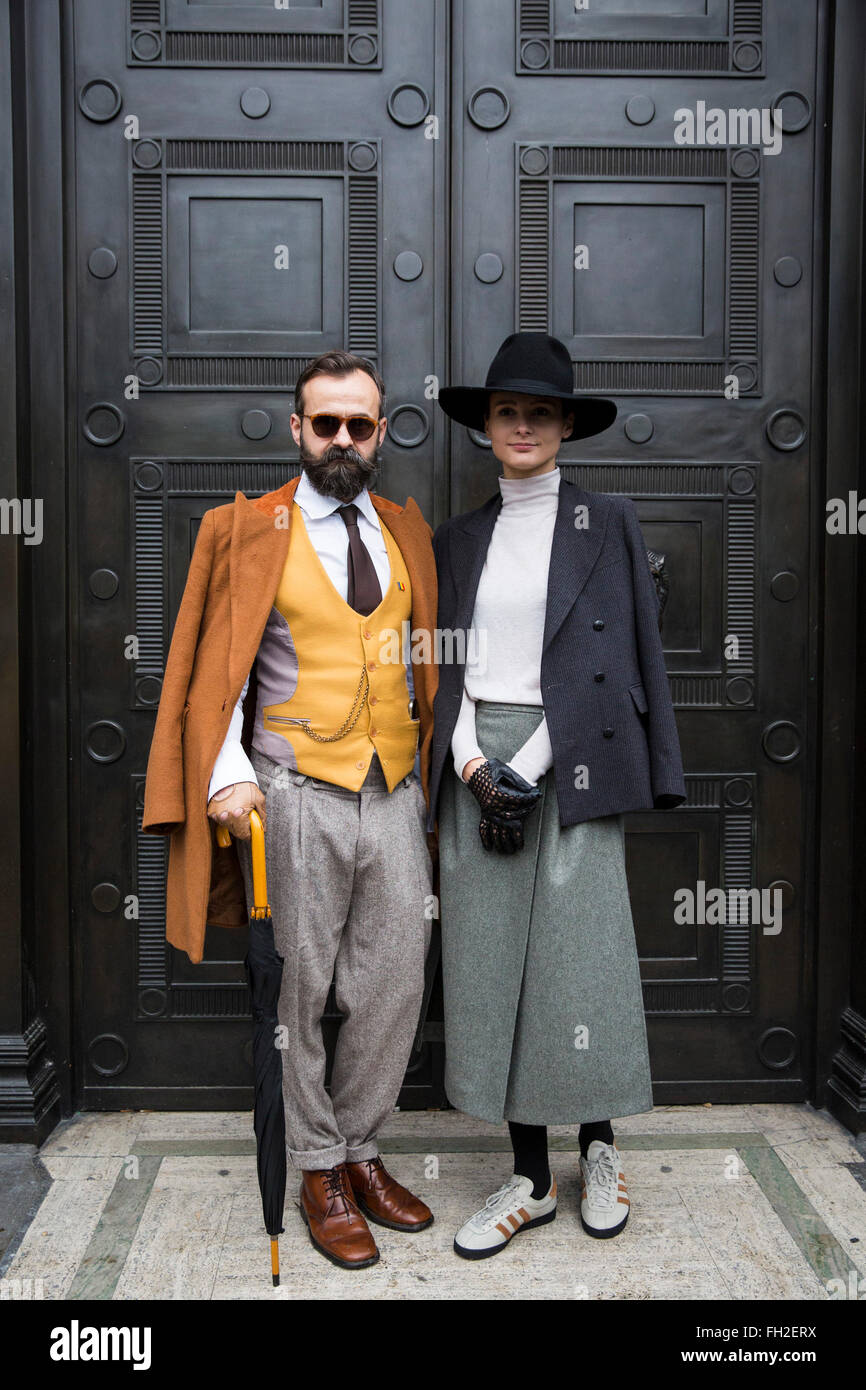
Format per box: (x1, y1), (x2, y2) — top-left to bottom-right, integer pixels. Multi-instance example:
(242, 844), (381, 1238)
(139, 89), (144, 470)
(300, 439), (379, 503)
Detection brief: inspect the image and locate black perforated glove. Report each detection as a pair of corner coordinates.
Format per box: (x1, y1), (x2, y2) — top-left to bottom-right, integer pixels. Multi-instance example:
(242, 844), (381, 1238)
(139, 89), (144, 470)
(479, 812), (527, 854)
(466, 758), (542, 819)
(467, 759), (542, 854)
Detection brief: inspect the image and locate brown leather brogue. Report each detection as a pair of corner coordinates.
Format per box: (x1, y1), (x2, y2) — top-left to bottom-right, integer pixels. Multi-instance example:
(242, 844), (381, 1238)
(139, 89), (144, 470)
(345, 1155), (434, 1232)
(299, 1164), (380, 1269)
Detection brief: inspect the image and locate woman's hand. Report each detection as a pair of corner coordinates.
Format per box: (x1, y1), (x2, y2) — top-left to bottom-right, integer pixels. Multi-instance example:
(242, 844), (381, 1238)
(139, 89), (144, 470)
(464, 758), (542, 853)
(466, 758), (541, 818)
(461, 757), (485, 782)
(479, 813), (527, 854)
(206, 781), (267, 839)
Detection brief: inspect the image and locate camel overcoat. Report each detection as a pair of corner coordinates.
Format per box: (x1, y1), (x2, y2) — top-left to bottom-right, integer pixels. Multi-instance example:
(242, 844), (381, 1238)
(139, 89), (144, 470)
(141, 473), (438, 964)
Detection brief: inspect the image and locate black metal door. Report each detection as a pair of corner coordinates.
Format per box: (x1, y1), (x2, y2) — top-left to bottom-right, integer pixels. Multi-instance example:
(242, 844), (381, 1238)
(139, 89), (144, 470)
(451, 0), (823, 1100)
(71, 0), (824, 1109)
(71, 0), (448, 1107)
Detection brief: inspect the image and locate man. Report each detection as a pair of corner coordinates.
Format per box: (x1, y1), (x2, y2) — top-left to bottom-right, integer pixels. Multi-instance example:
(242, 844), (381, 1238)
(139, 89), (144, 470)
(142, 351), (438, 1270)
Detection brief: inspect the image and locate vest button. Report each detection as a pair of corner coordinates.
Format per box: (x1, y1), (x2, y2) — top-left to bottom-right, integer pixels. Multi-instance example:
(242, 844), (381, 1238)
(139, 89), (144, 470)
(593, 619), (605, 631)
(356, 760), (366, 770)
(368, 661), (377, 671)
(594, 672), (605, 682)
(369, 695), (378, 705)
(364, 629), (373, 639)
(603, 727), (614, 739)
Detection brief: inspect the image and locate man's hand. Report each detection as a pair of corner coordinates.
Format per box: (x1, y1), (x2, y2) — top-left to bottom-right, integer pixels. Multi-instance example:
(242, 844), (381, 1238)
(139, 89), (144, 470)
(206, 781), (267, 840)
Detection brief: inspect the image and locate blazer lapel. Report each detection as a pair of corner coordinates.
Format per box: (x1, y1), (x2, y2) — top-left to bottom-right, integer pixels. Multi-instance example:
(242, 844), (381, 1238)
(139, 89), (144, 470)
(543, 479), (612, 652)
(450, 494), (502, 634)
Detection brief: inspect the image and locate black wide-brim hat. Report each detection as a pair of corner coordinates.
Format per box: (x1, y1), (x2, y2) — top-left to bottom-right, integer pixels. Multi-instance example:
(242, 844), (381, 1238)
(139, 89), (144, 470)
(437, 332), (617, 441)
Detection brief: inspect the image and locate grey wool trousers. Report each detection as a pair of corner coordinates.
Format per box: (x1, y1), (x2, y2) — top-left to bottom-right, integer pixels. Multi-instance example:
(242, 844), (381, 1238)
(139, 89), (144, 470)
(236, 747), (433, 1170)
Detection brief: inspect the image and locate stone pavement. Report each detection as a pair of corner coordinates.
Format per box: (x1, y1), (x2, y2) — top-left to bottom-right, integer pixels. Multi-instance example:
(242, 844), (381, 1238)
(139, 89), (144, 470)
(1, 1103), (865, 1301)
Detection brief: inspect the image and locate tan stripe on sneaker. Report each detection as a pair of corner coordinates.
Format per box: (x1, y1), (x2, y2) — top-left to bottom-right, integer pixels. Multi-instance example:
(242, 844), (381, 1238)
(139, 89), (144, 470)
(496, 1221), (512, 1239)
(518, 1208), (530, 1222)
(507, 1213), (519, 1229)
(618, 1196), (630, 1205)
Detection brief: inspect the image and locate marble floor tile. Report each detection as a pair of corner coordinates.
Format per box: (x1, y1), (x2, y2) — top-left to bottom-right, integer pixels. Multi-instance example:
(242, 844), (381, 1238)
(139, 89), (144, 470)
(135, 1112), (255, 1141)
(39, 1112), (144, 1158)
(114, 1184), (233, 1301)
(772, 1134), (864, 1169)
(39, 1155), (127, 1183)
(774, 1160), (866, 1281)
(677, 1179), (830, 1300)
(2, 1166), (122, 1299)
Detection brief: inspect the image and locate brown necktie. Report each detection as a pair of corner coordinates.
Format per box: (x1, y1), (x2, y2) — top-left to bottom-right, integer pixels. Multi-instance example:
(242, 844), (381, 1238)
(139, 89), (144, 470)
(339, 503), (383, 616)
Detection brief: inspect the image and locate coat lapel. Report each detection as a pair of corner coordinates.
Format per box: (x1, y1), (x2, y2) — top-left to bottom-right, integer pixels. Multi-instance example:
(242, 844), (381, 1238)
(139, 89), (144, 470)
(371, 494), (439, 766)
(227, 474), (298, 696)
(371, 494), (436, 640)
(543, 479), (612, 652)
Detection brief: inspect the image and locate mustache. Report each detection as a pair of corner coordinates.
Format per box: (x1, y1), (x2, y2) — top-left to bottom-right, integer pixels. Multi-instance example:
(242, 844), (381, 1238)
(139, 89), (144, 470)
(301, 442), (378, 502)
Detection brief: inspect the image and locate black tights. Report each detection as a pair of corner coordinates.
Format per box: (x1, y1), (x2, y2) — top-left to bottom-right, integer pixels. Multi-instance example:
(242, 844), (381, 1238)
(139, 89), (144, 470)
(508, 1119), (614, 1199)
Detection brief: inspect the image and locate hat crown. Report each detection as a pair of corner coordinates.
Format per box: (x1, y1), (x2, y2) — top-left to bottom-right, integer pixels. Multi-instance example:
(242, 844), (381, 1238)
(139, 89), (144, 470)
(434, 329), (617, 441)
(484, 332), (574, 395)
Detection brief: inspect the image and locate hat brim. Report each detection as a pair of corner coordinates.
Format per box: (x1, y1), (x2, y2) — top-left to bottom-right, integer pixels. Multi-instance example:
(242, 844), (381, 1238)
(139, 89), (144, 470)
(436, 384), (617, 441)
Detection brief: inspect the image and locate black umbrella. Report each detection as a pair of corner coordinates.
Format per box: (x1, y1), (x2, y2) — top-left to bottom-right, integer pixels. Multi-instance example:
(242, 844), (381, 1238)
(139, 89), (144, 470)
(217, 810), (286, 1285)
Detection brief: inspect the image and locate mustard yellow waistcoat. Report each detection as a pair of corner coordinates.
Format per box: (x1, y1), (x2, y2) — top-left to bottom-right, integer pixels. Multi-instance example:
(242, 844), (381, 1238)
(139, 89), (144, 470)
(262, 501), (418, 792)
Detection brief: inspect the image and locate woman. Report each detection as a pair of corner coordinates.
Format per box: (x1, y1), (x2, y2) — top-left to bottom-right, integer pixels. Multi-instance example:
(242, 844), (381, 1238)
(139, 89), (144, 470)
(429, 332), (686, 1259)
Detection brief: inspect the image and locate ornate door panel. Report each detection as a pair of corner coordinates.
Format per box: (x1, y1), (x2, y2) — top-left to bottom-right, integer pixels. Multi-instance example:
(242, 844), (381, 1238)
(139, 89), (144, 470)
(71, 0), (447, 1106)
(452, 0), (821, 1097)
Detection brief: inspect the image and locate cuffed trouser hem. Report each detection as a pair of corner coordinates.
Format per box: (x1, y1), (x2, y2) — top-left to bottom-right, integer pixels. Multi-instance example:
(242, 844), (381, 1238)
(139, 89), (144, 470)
(344, 1140), (380, 1163)
(289, 1141), (347, 1171)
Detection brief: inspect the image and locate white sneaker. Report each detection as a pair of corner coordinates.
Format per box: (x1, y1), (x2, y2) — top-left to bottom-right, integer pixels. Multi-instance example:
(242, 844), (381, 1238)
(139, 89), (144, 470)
(453, 1172), (557, 1260)
(578, 1139), (630, 1238)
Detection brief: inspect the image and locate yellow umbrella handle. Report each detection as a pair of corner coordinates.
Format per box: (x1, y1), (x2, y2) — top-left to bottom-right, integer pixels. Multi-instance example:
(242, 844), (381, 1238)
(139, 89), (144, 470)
(215, 810), (268, 912)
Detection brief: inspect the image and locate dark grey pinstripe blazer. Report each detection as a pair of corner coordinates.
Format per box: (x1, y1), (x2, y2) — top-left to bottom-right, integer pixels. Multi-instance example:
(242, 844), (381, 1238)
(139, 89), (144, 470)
(427, 479), (686, 832)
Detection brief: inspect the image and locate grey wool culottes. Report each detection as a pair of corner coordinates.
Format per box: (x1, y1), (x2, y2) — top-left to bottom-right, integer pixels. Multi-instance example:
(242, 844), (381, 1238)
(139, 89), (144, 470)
(438, 701), (655, 1127)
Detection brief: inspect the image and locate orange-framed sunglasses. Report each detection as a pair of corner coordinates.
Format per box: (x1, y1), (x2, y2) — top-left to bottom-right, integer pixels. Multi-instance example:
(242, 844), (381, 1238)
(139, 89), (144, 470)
(301, 412), (381, 442)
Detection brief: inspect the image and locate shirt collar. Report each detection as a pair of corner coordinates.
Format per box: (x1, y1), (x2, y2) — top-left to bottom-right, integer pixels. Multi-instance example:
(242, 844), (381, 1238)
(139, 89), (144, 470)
(296, 468), (378, 525)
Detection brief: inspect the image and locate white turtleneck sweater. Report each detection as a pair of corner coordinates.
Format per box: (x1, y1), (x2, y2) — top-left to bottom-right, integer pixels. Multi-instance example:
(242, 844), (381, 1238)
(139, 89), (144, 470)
(450, 466), (559, 785)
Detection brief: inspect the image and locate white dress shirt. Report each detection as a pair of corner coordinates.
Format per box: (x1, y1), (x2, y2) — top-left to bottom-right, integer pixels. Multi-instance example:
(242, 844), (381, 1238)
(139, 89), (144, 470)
(207, 469), (405, 800)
